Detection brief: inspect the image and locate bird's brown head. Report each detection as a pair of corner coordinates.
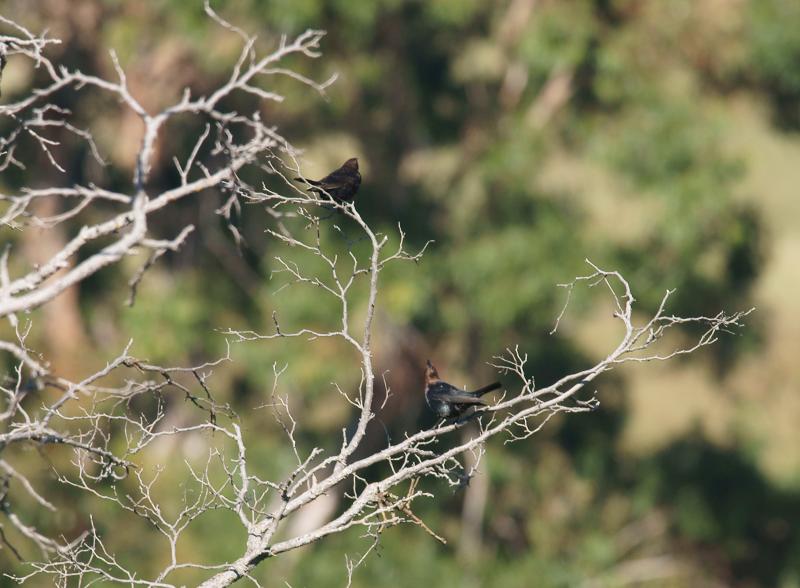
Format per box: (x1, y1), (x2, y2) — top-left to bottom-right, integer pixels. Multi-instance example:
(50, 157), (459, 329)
(424, 360), (440, 386)
(343, 157), (359, 170)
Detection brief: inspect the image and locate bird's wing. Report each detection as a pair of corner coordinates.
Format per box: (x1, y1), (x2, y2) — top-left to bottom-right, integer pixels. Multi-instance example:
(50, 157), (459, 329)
(443, 394), (487, 406)
(316, 169), (356, 191)
(428, 387), (486, 406)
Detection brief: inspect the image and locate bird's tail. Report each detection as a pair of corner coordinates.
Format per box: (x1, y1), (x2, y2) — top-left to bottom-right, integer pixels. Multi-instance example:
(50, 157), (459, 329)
(293, 176), (321, 187)
(470, 382), (501, 397)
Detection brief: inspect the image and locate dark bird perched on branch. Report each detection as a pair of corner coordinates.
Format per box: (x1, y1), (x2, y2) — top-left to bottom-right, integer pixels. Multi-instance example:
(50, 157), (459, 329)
(424, 360), (501, 420)
(294, 157), (361, 206)
(0, 42), (10, 98)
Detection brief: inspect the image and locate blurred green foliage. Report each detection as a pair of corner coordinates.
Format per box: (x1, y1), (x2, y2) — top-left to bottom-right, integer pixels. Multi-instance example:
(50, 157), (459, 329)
(1, 0), (799, 586)
(749, 0), (800, 128)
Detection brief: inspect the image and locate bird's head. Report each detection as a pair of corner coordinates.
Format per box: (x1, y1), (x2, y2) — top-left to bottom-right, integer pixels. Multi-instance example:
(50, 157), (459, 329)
(424, 360), (440, 385)
(343, 157), (359, 170)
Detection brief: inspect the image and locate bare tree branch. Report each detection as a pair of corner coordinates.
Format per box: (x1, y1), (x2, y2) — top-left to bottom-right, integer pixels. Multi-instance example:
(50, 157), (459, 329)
(0, 8), (753, 588)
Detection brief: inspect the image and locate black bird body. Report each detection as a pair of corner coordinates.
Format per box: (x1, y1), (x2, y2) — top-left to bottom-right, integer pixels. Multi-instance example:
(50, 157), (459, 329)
(294, 157), (361, 205)
(424, 360), (501, 419)
(0, 42), (8, 98)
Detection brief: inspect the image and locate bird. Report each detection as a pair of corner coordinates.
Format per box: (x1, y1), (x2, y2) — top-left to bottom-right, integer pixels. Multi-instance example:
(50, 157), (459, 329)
(294, 157), (361, 206)
(424, 360), (501, 420)
(0, 42), (9, 98)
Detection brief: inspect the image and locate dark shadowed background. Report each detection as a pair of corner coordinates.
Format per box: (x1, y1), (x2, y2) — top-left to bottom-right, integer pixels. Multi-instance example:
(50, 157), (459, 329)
(1, 0), (799, 586)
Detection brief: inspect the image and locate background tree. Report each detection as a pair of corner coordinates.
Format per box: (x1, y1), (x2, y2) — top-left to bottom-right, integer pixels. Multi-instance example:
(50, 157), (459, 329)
(1, 1), (798, 586)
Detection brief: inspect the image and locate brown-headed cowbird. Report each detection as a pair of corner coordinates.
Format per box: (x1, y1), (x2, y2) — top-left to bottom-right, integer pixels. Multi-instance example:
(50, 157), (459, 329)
(424, 360), (501, 420)
(294, 157), (361, 205)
